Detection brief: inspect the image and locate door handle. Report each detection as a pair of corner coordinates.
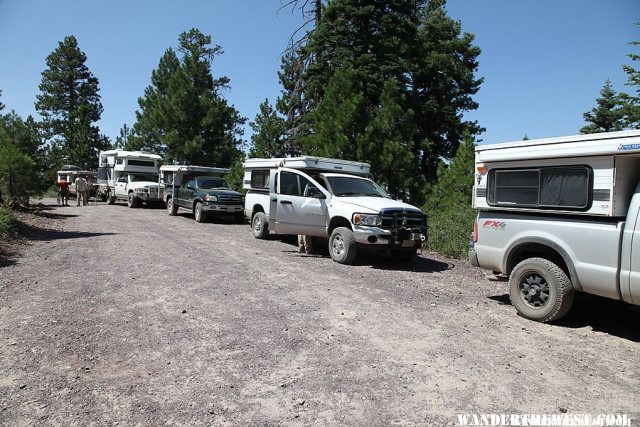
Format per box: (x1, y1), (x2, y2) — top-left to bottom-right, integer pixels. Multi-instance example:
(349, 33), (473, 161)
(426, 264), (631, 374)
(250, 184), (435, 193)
(280, 200), (292, 205)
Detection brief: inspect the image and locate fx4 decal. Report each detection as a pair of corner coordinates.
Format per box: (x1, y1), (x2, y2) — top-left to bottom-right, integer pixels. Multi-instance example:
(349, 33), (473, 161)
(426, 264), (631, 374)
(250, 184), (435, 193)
(483, 220), (507, 230)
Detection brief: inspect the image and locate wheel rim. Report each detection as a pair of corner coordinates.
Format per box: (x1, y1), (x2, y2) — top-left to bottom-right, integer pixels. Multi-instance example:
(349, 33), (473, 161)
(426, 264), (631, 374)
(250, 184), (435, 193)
(332, 234), (345, 257)
(253, 216), (262, 233)
(167, 199), (172, 212)
(195, 205), (201, 221)
(520, 273), (550, 308)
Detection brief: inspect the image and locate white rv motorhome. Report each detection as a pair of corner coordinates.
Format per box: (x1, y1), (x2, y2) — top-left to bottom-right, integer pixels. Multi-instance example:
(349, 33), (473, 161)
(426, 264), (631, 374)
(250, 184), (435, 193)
(97, 150), (163, 208)
(470, 130), (640, 322)
(243, 156), (428, 264)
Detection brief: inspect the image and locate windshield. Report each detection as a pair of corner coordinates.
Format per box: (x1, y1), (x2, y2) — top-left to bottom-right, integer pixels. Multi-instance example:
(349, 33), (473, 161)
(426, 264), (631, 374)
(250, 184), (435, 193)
(326, 176), (389, 198)
(197, 176), (230, 190)
(130, 174), (158, 182)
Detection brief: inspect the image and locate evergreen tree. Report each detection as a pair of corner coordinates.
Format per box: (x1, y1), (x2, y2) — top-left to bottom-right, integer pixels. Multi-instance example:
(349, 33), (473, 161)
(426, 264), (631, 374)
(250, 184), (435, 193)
(131, 28), (246, 167)
(35, 35), (107, 169)
(115, 123), (132, 149)
(620, 24), (640, 129)
(0, 90), (4, 111)
(0, 112), (48, 197)
(294, 0), (482, 205)
(249, 100), (288, 157)
(580, 79), (625, 134)
(423, 133), (476, 257)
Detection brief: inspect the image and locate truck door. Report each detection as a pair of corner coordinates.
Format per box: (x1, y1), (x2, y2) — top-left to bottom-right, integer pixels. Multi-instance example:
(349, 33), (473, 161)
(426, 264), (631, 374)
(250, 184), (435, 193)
(272, 168), (329, 236)
(621, 185), (640, 304)
(115, 175), (128, 197)
(628, 201), (640, 304)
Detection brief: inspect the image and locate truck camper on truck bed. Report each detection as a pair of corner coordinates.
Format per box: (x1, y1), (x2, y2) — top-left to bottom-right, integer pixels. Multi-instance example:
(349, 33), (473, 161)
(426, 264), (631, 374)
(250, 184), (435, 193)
(160, 165), (244, 223)
(97, 150), (162, 208)
(469, 130), (640, 322)
(243, 156), (428, 265)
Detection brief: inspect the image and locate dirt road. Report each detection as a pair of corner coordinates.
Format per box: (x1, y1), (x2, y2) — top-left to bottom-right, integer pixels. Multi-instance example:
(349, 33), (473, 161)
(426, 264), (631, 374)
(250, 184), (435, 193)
(1, 199), (639, 426)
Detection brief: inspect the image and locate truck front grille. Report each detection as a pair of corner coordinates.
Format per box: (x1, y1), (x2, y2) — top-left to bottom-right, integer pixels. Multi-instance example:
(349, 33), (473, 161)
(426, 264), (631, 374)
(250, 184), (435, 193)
(218, 194), (242, 203)
(379, 208), (426, 230)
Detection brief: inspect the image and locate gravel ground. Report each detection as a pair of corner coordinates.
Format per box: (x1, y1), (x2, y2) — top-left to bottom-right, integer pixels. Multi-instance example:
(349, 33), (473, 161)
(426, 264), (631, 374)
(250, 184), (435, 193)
(0, 198), (639, 426)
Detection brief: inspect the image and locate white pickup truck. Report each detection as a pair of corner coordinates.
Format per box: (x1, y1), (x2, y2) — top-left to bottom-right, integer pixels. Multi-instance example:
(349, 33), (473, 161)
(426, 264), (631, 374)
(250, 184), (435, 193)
(97, 149), (163, 208)
(243, 157), (428, 264)
(469, 130), (640, 322)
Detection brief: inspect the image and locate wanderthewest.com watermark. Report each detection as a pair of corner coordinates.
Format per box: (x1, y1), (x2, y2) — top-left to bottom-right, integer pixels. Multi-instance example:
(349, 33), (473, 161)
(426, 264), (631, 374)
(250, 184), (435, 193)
(456, 413), (635, 426)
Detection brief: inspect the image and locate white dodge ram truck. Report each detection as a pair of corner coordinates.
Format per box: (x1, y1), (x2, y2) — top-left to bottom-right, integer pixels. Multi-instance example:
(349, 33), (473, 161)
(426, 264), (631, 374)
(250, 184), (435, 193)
(244, 157), (428, 264)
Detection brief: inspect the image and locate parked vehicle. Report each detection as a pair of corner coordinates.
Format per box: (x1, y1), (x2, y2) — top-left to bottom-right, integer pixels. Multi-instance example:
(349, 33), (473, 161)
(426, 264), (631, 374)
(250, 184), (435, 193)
(469, 130), (640, 322)
(243, 156), (428, 264)
(56, 166), (98, 199)
(160, 165), (244, 223)
(97, 150), (162, 208)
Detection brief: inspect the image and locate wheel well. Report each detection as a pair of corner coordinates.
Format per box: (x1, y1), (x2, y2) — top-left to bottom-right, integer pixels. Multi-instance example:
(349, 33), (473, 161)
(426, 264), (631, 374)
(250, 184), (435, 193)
(328, 216), (352, 234)
(251, 204), (265, 220)
(507, 244), (570, 278)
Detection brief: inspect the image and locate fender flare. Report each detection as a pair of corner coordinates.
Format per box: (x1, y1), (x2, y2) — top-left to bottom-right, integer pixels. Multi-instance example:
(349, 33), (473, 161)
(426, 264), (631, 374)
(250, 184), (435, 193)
(503, 237), (582, 291)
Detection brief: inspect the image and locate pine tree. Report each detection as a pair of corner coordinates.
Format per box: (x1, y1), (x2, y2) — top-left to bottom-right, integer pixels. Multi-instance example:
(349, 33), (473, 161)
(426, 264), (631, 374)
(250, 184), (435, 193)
(249, 100), (288, 157)
(35, 35), (107, 169)
(620, 23), (640, 129)
(293, 0), (482, 205)
(580, 79), (625, 134)
(131, 29), (245, 167)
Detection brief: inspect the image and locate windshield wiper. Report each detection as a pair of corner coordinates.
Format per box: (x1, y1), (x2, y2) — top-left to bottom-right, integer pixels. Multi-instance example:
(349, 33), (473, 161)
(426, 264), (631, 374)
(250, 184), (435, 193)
(337, 192), (365, 197)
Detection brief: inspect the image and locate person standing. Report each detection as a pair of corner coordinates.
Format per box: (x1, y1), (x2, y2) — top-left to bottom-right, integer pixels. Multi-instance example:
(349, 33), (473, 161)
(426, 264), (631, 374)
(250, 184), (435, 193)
(57, 178), (70, 206)
(74, 175), (88, 206)
(84, 175), (92, 205)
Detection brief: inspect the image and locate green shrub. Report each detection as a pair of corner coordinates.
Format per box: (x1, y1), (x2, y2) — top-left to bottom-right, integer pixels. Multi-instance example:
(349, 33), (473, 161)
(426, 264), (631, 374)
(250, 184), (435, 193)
(425, 202), (476, 258)
(0, 203), (16, 237)
(422, 134), (476, 259)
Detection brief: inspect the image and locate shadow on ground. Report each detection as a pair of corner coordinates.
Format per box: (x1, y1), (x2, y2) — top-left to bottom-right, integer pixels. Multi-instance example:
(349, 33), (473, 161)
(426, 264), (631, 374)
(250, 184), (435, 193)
(488, 292), (640, 342)
(17, 220), (116, 242)
(276, 235), (450, 273)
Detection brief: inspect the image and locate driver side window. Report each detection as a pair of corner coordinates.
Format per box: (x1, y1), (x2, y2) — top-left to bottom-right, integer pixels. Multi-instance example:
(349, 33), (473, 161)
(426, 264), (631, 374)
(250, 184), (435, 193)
(280, 171), (321, 198)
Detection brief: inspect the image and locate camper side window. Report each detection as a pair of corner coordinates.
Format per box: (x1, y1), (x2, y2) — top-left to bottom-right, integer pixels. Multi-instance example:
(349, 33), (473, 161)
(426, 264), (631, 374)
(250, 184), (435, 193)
(116, 158), (123, 165)
(488, 166), (592, 210)
(251, 170), (269, 188)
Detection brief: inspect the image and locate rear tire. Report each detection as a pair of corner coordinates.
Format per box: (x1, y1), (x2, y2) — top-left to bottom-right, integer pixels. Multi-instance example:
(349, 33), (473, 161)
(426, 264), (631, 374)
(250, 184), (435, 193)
(252, 212), (269, 239)
(167, 197), (177, 216)
(509, 257), (574, 323)
(194, 202), (206, 223)
(329, 227), (358, 264)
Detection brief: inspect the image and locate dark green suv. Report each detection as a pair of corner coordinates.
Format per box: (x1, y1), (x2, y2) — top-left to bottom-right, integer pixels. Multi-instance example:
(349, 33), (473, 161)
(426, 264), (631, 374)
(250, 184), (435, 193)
(166, 175), (244, 223)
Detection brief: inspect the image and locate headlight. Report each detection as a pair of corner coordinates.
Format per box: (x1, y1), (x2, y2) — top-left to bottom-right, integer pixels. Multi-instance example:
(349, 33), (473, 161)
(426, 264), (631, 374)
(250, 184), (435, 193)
(204, 194), (217, 202)
(352, 213), (381, 226)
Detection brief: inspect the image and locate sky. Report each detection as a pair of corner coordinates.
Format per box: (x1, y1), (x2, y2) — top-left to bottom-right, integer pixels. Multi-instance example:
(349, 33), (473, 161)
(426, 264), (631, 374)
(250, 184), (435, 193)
(0, 0), (638, 148)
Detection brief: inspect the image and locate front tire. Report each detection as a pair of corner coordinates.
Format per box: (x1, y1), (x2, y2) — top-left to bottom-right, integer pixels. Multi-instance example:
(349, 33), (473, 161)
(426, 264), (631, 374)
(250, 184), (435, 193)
(167, 197), (177, 216)
(194, 202), (206, 223)
(252, 212), (269, 239)
(509, 257), (574, 323)
(329, 227), (358, 264)
(127, 193), (139, 208)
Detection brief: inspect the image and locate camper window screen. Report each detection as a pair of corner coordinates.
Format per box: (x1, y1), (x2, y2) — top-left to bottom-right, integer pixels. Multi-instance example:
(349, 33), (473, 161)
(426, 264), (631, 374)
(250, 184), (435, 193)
(488, 166), (591, 210)
(128, 159), (155, 167)
(250, 170), (269, 188)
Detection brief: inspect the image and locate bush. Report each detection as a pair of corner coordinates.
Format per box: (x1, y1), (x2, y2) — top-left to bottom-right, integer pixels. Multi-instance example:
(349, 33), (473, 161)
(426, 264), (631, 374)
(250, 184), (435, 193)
(425, 202), (476, 258)
(422, 134), (476, 259)
(0, 203), (16, 237)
